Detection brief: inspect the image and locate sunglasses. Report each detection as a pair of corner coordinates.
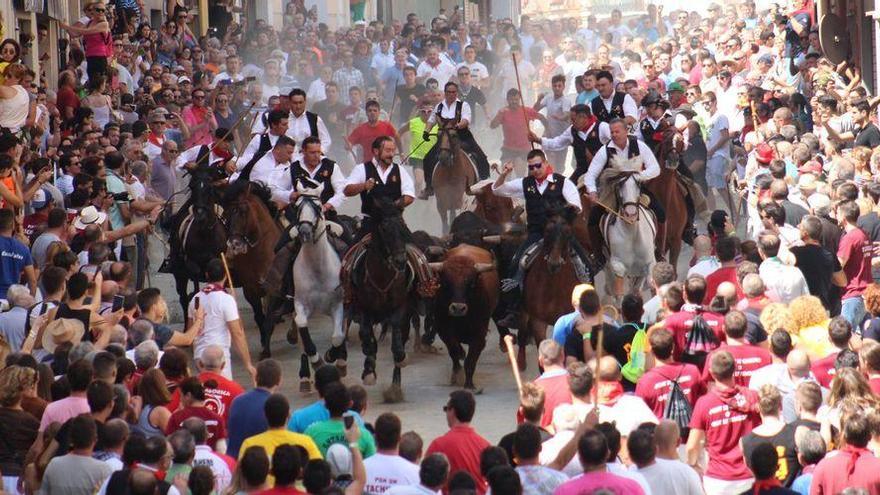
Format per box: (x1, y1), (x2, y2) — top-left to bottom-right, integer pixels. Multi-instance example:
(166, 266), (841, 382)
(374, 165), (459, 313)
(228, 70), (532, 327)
(527, 163), (543, 170)
(166, 149), (179, 154)
(92, 8), (106, 13)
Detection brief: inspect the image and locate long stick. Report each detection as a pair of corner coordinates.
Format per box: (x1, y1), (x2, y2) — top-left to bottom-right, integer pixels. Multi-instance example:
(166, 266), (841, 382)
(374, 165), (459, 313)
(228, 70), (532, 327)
(220, 252), (235, 291)
(588, 197), (635, 225)
(503, 335), (524, 396)
(191, 102), (257, 169)
(511, 52), (535, 150)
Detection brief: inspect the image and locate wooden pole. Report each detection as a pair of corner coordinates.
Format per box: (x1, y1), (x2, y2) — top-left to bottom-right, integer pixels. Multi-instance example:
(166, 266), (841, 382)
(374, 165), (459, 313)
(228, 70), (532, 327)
(503, 335), (524, 396)
(220, 252), (235, 291)
(511, 52), (535, 150)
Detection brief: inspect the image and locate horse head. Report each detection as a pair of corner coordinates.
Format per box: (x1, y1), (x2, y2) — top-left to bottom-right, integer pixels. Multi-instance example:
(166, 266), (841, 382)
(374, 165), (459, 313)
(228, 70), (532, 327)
(435, 125), (461, 168)
(292, 183), (326, 244)
(657, 122), (685, 170)
(223, 181), (272, 255)
(372, 197), (410, 271)
(542, 200), (576, 274)
(612, 172), (642, 224)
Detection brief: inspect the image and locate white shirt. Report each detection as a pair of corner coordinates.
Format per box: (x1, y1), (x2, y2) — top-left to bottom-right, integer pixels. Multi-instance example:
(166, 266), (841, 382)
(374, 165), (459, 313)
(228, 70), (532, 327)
(540, 122), (611, 151)
(606, 395), (658, 436)
(251, 111), (332, 150)
(144, 137), (165, 162)
(688, 256), (721, 278)
(492, 174), (582, 211)
(427, 99), (472, 126)
(307, 78), (328, 103)
(457, 61), (489, 85)
(595, 92), (639, 121)
(706, 112), (731, 159)
(175, 144), (235, 170)
(236, 132), (285, 170)
(261, 84), (280, 104)
(345, 160), (416, 206)
(634, 458), (703, 495)
(211, 72), (244, 87)
(759, 258), (810, 304)
(416, 59), (456, 87)
(608, 462), (653, 495)
(364, 453), (420, 494)
(236, 152), (295, 204)
(292, 160), (349, 210)
(585, 138), (661, 194)
(193, 445), (234, 494)
(189, 290), (239, 376)
(56, 174), (75, 196)
(642, 294), (662, 325)
(385, 485), (440, 495)
(542, 94), (573, 137)
(371, 51), (396, 75)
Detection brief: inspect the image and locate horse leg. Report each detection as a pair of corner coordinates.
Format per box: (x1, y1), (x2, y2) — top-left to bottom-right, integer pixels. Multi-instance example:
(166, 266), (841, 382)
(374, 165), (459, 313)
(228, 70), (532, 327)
(243, 287), (265, 333)
(445, 331), (466, 387)
(383, 308), (409, 403)
(294, 300), (323, 393)
(359, 316), (378, 386)
(326, 302), (348, 377)
(517, 315), (529, 372)
(463, 331), (487, 394)
(259, 296), (286, 359)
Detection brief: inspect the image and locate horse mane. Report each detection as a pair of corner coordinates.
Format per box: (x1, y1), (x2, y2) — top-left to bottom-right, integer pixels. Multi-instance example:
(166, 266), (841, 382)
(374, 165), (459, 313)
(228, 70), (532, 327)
(223, 180), (275, 213)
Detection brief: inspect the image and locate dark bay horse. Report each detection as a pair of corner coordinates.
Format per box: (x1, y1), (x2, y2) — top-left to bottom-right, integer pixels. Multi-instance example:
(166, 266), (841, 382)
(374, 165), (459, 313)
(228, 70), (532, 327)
(434, 126), (477, 234)
(349, 199), (418, 402)
(222, 181), (281, 341)
(171, 165), (228, 319)
(645, 125), (689, 269)
(520, 203), (582, 370)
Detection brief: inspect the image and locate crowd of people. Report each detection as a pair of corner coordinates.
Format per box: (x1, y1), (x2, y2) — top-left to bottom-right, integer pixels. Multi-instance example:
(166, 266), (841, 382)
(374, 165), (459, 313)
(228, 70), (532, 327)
(4, 0), (880, 493)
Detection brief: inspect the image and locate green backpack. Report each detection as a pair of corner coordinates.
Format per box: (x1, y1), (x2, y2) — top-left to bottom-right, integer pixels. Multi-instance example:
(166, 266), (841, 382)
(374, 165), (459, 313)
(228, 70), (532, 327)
(621, 323), (648, 383)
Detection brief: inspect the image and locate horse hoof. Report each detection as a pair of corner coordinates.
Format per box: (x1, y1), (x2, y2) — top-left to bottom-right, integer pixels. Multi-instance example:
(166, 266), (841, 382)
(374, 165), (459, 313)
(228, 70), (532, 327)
(311, 355), (326, 370)
(336, 360), (348, 377)
(466, 385), (484, 395)
(259, 348), (271, 360)
(299, 379), (312, 394)
(363, 372), (377, 386)
(286, 328), (299, 345)
(383, 384), (404, 403)
(451, 368), (465, 387)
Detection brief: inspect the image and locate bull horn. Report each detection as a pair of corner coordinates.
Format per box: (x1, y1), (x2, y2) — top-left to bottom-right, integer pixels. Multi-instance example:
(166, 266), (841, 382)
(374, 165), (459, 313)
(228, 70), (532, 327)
(428, 262), (445, 272)
(425, 246), (447, 257)
(482, 235), (502, 245)
(474, 262), (496, 273)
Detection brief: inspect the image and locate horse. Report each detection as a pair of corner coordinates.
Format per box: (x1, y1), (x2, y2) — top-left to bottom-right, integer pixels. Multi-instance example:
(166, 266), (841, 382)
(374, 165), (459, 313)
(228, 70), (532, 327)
(519, 203), (583, 371)
(603, 171), (656, 302)
(170, 165), (228, 319)
(433, 125), (477, 234)
(645, 125), (690, 269)
(285, 185), (346, 391)
(221, 180), (281, 347)
(348, 198), (418, 402)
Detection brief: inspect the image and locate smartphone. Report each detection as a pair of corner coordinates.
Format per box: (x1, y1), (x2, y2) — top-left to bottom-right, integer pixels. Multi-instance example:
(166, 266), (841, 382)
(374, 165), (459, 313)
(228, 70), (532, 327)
(80, 265), (98, 277)
(343, 412), (354, 429)
(112, 294), (125, 312)
(194, 296), (200, 310)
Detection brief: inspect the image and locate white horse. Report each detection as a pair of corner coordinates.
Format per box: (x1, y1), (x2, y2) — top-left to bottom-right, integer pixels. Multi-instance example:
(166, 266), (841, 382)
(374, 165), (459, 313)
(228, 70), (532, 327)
(290, 184), (346, 389)
(602, 169), (656, 302)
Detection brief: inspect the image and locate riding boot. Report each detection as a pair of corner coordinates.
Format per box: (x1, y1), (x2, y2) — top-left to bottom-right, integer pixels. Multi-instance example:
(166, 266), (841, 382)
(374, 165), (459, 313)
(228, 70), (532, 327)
(569, 240), (596, 282)
(683, 193), (697, 245)
(655, 221), (668, 261)
(262, 241), (301, 297)
(587, 222), (606, 271)
(496, 285), (523, 329)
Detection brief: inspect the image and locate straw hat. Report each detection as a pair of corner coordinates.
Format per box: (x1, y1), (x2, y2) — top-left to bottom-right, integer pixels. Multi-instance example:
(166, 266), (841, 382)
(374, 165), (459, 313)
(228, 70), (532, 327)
(73, 205), (107, 230)
(42, 318), (85, 353)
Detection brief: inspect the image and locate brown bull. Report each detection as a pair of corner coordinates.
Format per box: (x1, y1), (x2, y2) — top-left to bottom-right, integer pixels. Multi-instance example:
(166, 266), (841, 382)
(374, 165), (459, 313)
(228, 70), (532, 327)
(429, 244), (498, 391)
(468, 181), (516, 226)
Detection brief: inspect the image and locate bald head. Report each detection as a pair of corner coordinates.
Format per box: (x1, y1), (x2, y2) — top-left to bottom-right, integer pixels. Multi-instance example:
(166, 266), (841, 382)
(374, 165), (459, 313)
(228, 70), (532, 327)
(197, 345), (226, 372)
(598, 356), (620, 382)
(654, 420), (681, 459)
(786, 349), (811, 378)
(742, 273), (765, 298)
(130, 468), (158, 495)
(770, 179), (789, 200)
(693, 235), (712, 256)
(101, 280), (119, 301)
(716, 282), (737, 301)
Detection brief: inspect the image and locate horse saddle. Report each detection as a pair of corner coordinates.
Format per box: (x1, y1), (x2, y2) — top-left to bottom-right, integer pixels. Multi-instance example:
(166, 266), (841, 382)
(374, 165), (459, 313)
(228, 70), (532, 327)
(518, 239), (592, 283)
(431, 149), (480, 183)
(340, 236), (438, 304)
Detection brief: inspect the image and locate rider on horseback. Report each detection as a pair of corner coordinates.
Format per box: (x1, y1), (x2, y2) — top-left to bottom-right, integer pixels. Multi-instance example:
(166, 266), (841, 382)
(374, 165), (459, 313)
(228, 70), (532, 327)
(585, 118), (662, 268)
(492, 149), (590, 329)
(233, 109), (292, 177)
(421, 81), (491, 197)
(529, 104), (610, 184)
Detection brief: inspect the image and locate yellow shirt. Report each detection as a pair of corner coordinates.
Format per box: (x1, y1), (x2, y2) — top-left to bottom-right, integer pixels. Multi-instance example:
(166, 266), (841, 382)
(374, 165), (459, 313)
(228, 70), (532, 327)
(239, 428), (323, 486)
(798, 320), (834, 360)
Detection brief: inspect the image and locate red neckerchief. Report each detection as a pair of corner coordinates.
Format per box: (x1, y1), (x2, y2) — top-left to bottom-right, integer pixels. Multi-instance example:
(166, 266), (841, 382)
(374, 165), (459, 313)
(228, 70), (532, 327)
(132, 463), (166, 480)
(752, 478), (781, 495)
(578, 116), (597, 135)
(536, 166), (555, 187)
(148, 132), (164, 147)
(842, 445), (872, 475)
(202, 283), (226, 294)
(596, 381), (624, 406)
(212, 146), (234, 162)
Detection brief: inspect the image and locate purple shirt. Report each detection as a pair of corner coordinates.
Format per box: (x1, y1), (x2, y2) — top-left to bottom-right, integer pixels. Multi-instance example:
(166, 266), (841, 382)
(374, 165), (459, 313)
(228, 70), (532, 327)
(39, 396), (90, 432)
(553, 471), (646, 495)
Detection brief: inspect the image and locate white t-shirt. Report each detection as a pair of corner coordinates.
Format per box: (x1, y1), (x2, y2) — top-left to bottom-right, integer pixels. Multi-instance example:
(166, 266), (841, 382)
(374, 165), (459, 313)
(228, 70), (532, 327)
(364, 453), (420, 494)
(706, 113), (730, 159)
(634, 458), (703, 495)
(189, 290), (239, 360)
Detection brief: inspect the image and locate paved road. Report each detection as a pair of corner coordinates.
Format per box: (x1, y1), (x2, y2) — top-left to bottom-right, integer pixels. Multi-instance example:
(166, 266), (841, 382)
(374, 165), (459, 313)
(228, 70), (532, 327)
(152, 162), (698, 445)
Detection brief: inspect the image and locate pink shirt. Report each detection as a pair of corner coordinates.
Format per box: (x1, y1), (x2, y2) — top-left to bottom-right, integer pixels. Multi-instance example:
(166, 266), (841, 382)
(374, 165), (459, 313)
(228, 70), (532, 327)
(554, 471), (645, 495)
(183, 105), (217, 148)
(39, 396), (90, 431)
(83, 22), (112, 58)
(701, 344), (773, 388)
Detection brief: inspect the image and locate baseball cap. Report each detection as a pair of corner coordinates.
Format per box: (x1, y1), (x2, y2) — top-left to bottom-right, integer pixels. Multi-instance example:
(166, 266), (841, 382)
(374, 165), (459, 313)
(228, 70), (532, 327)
(667, 82), (685, 93)
(31, 188), (51, 209)
(177, 75), (191, 84)
(807, 194), (831, 211)
(149, 108), (168, 123)
(755, 143), (774, 164)
(758, 54), (775, 65)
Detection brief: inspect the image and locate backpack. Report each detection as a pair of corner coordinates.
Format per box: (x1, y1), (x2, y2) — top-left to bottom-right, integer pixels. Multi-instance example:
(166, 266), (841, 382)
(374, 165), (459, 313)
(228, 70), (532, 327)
(662, 366), (693, 440)
(620, 323), (647, 383)
(681, 311), (719, 369)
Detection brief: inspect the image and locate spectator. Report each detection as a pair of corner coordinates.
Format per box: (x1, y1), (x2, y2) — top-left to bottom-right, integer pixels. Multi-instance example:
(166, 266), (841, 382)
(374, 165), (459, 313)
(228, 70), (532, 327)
(791, 216), (846, 313)
(837, 200), (873, 327)
(811, 412), (880, 494)
(385, 453), (449, 495)
(498, 382), (551, 465)
(0, 284), (33, 352)
(554, 430), (645, 495)
(232, 446), (270, 494)
(636, 328), (704, 419)
(363, 412), (419, 493)
(790, 430), (825, 495)
(594, 356), (657, 436)
(757, 231), (809, 304)
(744, 442), (799, 495)
(182, 417), (235, 493)
(741, 385), (801, 486)
(511, 423), (568, 495)
(136, 288), (203, 350)
(643, 262), (676, 325)
(425, 390), (491, 493)
(531, 340), (572, 426)
(134, 367), (172, 438)
(288, 365), (365, 434)
(701, 310), (773, 386)
(810, 316), (853, 388)
(167, 344), (245, 422)
(165, 377), (227, 451)
(0, 208), (36, 298)
(704, 236), (743, 304)
(165, 428), (195, 486)
(41, 414), (113, 494)
(227, 359), (282, 458)
(0, 366), (40, 492)
(662, 276), (726, 363)
(304, 382), (376, 458)
(628, 426), (702, 495)
(238, 393), (322, 467)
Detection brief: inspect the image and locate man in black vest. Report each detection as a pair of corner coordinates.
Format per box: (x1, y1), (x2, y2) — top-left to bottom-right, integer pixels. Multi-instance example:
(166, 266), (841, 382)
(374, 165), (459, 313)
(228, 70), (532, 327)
(591, 70), (638, 125)
(420, 81), (491, 195)
(344, 136), (415, 240)
(252, 88), (331, 150)
(491, 149), (589, 328)
(529, 104), (609, 183)
(584, 119), (663, 267)
(234, 109), (290, 178)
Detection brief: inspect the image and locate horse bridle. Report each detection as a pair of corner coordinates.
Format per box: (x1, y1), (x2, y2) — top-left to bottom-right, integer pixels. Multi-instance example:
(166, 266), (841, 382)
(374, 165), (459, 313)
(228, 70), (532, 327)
(611, 171), (642, 221)
(224, 199), (262, 248)
(293, 194), (328, 241)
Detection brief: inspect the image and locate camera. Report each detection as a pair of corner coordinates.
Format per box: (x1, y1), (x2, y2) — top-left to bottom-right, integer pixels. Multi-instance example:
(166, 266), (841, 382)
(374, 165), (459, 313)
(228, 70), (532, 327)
(112, 192), (130, 202)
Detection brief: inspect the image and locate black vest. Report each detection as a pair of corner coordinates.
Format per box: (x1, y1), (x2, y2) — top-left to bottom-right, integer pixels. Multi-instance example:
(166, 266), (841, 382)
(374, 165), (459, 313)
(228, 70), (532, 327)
(571, 125), (603, 173)
(523, 173), (566, 234)
(291, 158), (337, 205)
(105, 468), (172, 495)
(591, 91), (627, 123)
(304, 111), (320, 137)
(638, 116), (670, 154)
(238, 133), (275, 182)
(196, 144), (211, 167)
(435, 100), (463, 125)
(360, 161), (402, 216)
(606, 136), (641, 160)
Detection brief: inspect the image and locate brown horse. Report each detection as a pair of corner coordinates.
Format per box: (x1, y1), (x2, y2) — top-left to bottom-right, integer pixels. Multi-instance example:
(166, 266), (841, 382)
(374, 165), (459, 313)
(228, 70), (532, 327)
(520, 204), (581, 370)
(434, 125), (477, 234)
(222, 181), (281, 346)
(645, 125), (688, 269)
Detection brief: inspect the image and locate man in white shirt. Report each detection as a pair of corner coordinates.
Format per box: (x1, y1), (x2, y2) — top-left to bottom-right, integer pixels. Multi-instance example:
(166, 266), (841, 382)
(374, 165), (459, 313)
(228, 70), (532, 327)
(629, 428), (702, 495)
(189, 260), (254, 380)
(532, 104), (610, 183)
(251, 89), (332, 150)
(757, 231), (809, 304)
(385, 454), (449, 495)
(175, 130), (237, 172)
(212, 54), (245, 87)
(590, 71), (639, 125)
(416, 46), (456, 87)
(236, 109), (291, 173)
(457, 45), (489, 88)
(701, 92), (733, 212)
(688, 235), (721, 278)
(364, 413), (420, 494)
(185, 417), (234, 493)
(237, 135), (299, 205)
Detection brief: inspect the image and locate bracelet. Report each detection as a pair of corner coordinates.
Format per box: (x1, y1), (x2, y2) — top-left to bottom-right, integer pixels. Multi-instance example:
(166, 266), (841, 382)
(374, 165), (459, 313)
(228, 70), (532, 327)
(582, 331), (592, 341)
(348, 442), (359, 450)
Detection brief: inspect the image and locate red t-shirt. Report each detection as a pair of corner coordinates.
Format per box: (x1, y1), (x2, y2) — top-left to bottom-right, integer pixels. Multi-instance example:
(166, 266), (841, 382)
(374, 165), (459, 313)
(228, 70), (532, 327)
(689, 387), (761, 480)
(870, 377), (880, 396)
(838, 228), (873, 300)
(165, 405), (228, 450)
(167, 371), (244, 422)
(426, 425), (491, 494)
(533, 371), (572, 427)
(348, 121), (397, 162)
(701, 344), (773, 388)
(22, 212), (48, 241)
(810, 447), (880, 495)
(254, 487), (307, 495)
(57, 86), (81, 121)
(663, 308), (727, 364)
(498, 106), (542, 151)
(635, 362), (705, 419)
(811, 352), (838, 388)
(703, 266), (744, 305)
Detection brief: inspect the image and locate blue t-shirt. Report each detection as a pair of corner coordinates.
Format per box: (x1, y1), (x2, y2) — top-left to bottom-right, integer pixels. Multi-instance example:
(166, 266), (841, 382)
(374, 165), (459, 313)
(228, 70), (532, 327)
(552, 311), (579, 346)
(790, 472), (812, 495)
(0, 235), (32, 299)
(576, 90), (599, 106)
(226, 388), (271, 458)
(287, 400), (365, 433)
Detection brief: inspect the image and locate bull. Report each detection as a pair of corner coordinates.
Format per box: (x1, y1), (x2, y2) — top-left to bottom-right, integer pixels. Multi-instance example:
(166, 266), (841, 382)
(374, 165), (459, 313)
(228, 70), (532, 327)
(429, 244), (498, 391)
